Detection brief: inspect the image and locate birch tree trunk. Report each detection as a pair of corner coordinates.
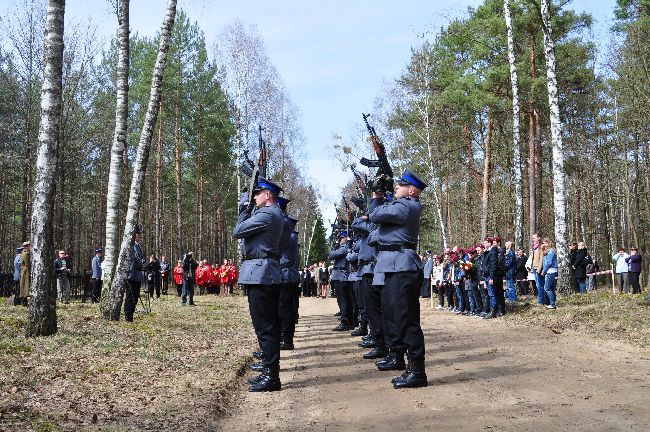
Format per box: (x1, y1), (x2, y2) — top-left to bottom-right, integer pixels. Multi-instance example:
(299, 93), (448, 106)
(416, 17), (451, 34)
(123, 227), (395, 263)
(174, 69), (183, 259)
(540, 0), (570, 295)
(504, 0), (524, 250)
(100, 0), (129, 319)
(155, 96), (163, 257)
(26, 0), (65, 337)
(105, 0), (177, 320)
(480, 114), (493, 239)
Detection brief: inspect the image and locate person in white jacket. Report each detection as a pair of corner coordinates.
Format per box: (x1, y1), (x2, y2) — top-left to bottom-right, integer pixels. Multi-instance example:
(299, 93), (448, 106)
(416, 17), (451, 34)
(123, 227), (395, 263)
(612, 248), (630, 293)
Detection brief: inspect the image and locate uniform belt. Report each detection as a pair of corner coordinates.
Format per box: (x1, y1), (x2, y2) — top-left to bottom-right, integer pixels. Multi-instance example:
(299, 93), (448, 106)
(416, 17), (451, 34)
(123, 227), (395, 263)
(243, 253), (279, 261)
(376, 243), (416, 252)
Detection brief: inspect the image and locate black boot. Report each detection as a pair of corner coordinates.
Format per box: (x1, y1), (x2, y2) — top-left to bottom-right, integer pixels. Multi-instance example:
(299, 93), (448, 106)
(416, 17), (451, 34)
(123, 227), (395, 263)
(363, 342), (388, 359)
(393, 359), (427, 389)
(247, 366), (269, 385)
(249, 362), (266, 372)
(391, 360), (412, 384)
(252, 351), (263, 360)
(358, 337), (376, 348)
(248, 365), (281, 392)
(376, 350), (406, 371)
(332, 321), (352, 331)
(280, 340), (294, 350)
(351, 321), (368, 337)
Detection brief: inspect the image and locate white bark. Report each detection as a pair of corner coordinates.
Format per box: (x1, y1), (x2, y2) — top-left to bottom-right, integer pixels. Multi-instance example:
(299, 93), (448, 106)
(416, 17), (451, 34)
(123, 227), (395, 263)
(27, 0), (65, 337)
(541, 0), (570, 294)
(101, 0), (129, 319)
(105, 0), (177, 320)
(504, 0), (524, 250)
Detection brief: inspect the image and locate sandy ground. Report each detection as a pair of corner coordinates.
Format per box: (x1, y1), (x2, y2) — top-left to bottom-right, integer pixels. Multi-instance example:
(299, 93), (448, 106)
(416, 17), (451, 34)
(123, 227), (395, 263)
(220, 297), (650, 432)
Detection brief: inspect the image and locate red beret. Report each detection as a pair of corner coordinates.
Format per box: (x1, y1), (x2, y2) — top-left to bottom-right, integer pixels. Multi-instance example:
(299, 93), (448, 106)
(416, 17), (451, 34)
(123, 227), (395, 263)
(484, 237), (494, 242)
(494, 236), (502, 242)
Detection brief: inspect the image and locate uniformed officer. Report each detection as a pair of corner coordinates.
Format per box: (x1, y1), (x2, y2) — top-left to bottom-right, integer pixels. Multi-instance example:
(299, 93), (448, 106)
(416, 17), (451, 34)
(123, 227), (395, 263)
(352, 215), (386, 358)
(329, 231), (353, 331)
(124, 226), (145, 323)
(369, 169), (428, 389)
(347, 233), (362, 330)
(481, 237), (498, 319)
(233, 176), (284, 392)
(277, 196), (300, 350)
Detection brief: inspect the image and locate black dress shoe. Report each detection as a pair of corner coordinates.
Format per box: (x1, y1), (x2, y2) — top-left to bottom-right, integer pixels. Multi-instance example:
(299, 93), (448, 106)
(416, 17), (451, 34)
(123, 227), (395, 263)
(332, 323), (352, 331)
(249, 362), (266, 372)
(361, 335), (372, 341)
(280, 341), (294, 350)
(363, 346), (388, 359)
(252, 351), (263, 360)
(358, 338), (376, 348)
(247, 371), (268, 385)
(391, 368), (411, 384)
(376, 351), (406, 371)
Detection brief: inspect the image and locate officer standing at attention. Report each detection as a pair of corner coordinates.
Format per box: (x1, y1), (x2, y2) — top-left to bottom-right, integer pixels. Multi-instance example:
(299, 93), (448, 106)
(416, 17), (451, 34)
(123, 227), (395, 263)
(233, 176), (284, 392)
(277, 196), (301, 350)
(369, 169), (428, 389)
(329, 232), (352, 331)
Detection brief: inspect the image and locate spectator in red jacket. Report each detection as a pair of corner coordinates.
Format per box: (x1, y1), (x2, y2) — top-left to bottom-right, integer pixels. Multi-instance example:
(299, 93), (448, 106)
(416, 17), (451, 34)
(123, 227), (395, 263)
(173, 260), (184, 296)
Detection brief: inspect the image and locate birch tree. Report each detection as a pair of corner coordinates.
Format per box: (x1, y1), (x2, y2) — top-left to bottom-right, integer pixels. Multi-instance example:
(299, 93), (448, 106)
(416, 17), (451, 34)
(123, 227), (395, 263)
(26, 0), (65, 337)
(104, 0), (177, 320)
(540, 0), (570, 294)
(100, 0), (129, 319)
(504, 0), (524, 250)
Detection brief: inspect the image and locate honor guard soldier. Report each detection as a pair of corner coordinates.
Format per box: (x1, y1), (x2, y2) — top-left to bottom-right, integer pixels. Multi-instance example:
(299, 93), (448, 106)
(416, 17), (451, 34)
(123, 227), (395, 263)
(352, 215), (386, 358)
(347, 234), (365, 334)
(329, 231), (353, 331)
(233, 176), (284, 392)
(277, 196), (301, 350)
(369, 169), (428, 389)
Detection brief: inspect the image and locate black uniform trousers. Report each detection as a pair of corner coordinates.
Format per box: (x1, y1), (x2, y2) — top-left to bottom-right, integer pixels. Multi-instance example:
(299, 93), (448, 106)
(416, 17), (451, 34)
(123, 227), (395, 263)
(362, 274), (383, 342)
(350, 279), (359, 325)
(421, 277), (431, 298)
(91, 278), (102, 303)
(124, 280), (141, 320)
(382, 270), (425, 360)
(354, 278), (367, 323)
(480, 283), (490, 313)
(332, 280), (353, 324)
(494, 276), (506, 314)
(279, 282), (299, 343)
(247, 284), (282, 367)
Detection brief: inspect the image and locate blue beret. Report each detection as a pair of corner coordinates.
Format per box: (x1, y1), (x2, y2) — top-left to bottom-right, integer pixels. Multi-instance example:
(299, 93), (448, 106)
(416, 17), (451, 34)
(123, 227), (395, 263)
(339, 230), (348, 238)
(395, 168), (427, 191)
(255, 176), (283, 196)
(278, 196), (290, 211)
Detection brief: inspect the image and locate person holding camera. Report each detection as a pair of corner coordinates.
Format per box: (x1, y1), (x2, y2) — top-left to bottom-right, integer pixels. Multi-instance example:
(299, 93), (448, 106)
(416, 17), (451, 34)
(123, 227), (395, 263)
(125, 226), (146, 322)
(182, 252), (199, 305)
(54, 249), (73, 304)
(146, 255), (162, 299)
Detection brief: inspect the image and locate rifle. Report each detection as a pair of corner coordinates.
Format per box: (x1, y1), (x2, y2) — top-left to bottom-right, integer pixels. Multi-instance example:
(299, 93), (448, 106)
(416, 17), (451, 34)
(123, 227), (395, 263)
(350, 165), (369, 212)
(258, 125), (268, 178)
(360, 113), (394, 193)
(239, 150), (255, 180)
(342, 197), (352, 234)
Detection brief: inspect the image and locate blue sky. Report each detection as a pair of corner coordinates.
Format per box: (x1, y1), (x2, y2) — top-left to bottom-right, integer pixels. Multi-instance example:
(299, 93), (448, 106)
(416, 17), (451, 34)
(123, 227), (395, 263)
(1, 0), (617, 225)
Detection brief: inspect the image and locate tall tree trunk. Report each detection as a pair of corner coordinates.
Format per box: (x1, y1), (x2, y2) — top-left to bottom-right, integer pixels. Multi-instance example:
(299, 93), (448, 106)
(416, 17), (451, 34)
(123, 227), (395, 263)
(105, 0), (177, 320)
(174, 69), (183, 259)
(505, 0), (524, 250)
(26, 0), (65, 337)
(540, 0), (570, 295)
(100, 0), (130, 319)
(481, 113), (493, 239)
(155, 96), (163, 257)
(196, 103), (205, 259)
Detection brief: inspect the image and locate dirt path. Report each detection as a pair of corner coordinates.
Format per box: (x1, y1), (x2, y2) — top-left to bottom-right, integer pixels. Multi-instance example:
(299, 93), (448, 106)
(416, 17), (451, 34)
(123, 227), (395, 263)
(221, 297), (650, 432)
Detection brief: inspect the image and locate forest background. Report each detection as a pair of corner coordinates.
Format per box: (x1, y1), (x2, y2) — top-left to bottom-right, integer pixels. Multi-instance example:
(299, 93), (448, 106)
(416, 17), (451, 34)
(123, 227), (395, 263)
(0, 0), (649, 291)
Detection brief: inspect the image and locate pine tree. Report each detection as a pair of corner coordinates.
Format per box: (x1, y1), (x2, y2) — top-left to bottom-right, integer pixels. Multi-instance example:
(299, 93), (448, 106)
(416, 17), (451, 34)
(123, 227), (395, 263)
(307, 214), (328, 265)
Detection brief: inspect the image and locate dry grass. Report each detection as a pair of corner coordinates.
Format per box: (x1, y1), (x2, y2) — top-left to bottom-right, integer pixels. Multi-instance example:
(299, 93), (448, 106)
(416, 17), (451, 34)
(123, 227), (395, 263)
(0, 294), (255, 432)
(505, 289), (650, 347)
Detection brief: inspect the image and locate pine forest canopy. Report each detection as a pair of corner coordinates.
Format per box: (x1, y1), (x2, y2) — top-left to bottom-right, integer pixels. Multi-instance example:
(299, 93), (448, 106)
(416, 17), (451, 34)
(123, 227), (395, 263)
(332, 0), (650, 287)
(0, 6), (322, 271)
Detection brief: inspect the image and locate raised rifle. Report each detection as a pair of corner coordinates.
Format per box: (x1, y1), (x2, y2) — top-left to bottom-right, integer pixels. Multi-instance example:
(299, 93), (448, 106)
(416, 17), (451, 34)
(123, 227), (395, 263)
(350, 165), (369, 212)
(360, 113), (394, 193)
(239, 150), (255, 180)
